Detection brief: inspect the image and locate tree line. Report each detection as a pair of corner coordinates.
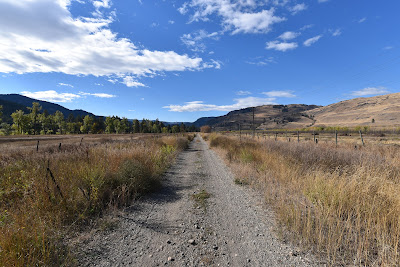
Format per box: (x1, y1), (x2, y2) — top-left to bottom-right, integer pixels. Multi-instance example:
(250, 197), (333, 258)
(0, 103), (198, 135)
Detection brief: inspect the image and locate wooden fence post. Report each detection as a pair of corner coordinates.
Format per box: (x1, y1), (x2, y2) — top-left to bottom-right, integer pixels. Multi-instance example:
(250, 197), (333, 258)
(335, 130), (338, 147)
(359, 130), (365, 146)
(36, 140), (39, 152)
(297, 131), (299, 143)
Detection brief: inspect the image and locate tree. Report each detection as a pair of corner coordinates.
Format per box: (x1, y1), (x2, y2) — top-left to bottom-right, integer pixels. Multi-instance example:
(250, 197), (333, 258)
(54, 111), (65, 134)
(180, 123), (186, 133)
(28, 102), (42, 135)
(105, 116), (115, 134)
(133, 119), (140, 133)
(80, 115), (93, 134)
(171, 125), (179, 133)
(0, 105), (2, 123)
(11, 110), (30, 134)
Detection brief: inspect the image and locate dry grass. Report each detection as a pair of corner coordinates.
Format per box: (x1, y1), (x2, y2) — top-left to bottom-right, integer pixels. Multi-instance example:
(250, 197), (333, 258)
(0, 134), (192, 266)
(208, 133), (400, 266)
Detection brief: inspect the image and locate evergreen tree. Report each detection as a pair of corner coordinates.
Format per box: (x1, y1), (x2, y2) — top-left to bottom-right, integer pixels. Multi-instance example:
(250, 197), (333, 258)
(133, 119), (140, 133)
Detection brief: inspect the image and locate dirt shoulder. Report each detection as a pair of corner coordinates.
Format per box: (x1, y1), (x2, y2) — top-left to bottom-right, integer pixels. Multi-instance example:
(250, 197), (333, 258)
(74, 134), (319, 266)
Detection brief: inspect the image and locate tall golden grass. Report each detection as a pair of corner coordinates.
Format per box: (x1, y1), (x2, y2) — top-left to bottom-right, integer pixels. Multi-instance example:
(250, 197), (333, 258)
(0, 134), (192, 266)
(208, 133), (400, 266)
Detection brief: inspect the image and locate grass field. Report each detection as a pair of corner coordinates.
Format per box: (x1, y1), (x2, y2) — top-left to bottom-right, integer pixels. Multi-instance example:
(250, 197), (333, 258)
(0, 133), (192, 266)
(207, 132), (400, 266)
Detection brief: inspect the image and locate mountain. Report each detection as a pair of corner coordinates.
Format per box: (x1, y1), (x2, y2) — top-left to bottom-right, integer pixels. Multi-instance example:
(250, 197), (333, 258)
(0, 94), (98, 123)
(305, 93), (400, 127)
(193, 104), (320, 130)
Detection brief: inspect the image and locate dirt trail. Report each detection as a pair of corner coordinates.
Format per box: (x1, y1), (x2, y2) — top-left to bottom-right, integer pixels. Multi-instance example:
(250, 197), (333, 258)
(76, 135), (319, 266)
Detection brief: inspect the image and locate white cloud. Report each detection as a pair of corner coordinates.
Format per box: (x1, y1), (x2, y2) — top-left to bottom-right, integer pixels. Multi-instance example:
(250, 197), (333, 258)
(20, 89), (117, 102)
(164, 97), (276, 112)
(168, 20), (175, 24)
(303, 35), (323, 46)
(79, 92), (116, 98)
(236, 90), (252, 96)
(0, 0), (205, 87)
(58, 83), (74, 88)
(266, 41), (298, 51)
(278, 31), (300, 40)
(288, 3), (307, 15)
(92, 0), (111, 9)
(300, 24), (313, 31)
(180, 0), (285, 34)
(358, 17), (367, 23)
(246, 56), (275, 66)
(21, 90), (81, 102)
(383, 46), (393, 50)
(351, 87), (390, 96)
(181, 30), (219, 52)
(318, 0), (329, 2)
(332, 29), (342, 36)
(262, 90), (295, 98)
(122, 76), (146, 88)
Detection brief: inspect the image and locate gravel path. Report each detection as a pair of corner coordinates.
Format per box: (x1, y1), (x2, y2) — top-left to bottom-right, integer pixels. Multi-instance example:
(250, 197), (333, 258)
(76, 134), (320, 266)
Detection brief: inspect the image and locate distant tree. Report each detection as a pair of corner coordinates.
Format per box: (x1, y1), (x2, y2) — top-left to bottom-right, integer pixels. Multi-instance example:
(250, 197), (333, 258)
(28, 102), (42, 135)
(141, 119), (149, 133)
(161, 127), (169, 133)
(0, 123), (11, 135)
(200, 125), (211, 133)
(121, 117), (131, 133)
(67, 113), (75, 123)
(0, 105), (2, 123)
(133, 119), (140, 133)
(105, 116), (115, 134)
(372, 118), (375, 123)
(180, 123), (186, 133)
(171, 125), (179, 133)
(54, 111), (65, 134)
(80, 115), (93, 134)
(11, 110), (30, 134)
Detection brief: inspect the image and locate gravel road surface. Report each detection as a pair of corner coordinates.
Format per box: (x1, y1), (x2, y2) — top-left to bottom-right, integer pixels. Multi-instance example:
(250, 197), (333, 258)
(76, 134), (320, 266)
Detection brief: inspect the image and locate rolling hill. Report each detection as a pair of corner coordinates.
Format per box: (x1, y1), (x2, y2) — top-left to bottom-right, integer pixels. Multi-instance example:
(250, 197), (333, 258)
(0, 94), (98, 123)
(305, 93), (400, 127)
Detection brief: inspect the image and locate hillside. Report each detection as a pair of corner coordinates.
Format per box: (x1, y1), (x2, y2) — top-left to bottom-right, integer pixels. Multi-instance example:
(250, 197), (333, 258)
(0, 94), (98, 122)
(193, 104), (320, 130)
(306, 93), (400, 127)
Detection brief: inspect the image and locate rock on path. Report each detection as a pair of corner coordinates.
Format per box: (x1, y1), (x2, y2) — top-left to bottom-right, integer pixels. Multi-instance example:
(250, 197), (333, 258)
(75, 134), (320, 266)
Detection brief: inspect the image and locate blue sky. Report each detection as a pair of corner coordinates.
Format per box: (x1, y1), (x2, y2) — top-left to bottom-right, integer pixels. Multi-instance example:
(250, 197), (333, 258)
(0, 0), (399, 122)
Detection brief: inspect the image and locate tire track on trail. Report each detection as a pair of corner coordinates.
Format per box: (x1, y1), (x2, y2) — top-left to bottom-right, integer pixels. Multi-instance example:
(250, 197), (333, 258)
(75, 134), (320, 266)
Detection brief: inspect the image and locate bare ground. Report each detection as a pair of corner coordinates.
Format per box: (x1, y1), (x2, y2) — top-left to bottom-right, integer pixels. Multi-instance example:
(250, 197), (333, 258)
(74, 134), (320, 266)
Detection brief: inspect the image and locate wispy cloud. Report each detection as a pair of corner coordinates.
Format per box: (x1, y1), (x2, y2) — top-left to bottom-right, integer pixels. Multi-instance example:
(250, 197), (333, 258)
(246, 56), (275, 66)
(58, 83), (74, 88)
(266, 41), (298, 51)
(351, 87), (390, 96)
(262, 90), (296, 98)
(278, 31), (300, 40)
(358, 17), (367, 23)
(20, 89), (116, 102)
(122, 76), (146, 88)
(383, 46), (394, 50)
(21, 90), (81, 103)
(179, 0), (286, 34)
(0, 0), (206, 88)
(181, 30), (219, 52)
(304, 35), (323, 46)
(164, 97), (277, 112)
(331, 29), (342, 37)
(236, 90), (252, 96)
(288, 3), (307, 15)
(79, 92), (116, 98)
(318, 0), (329, 3)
